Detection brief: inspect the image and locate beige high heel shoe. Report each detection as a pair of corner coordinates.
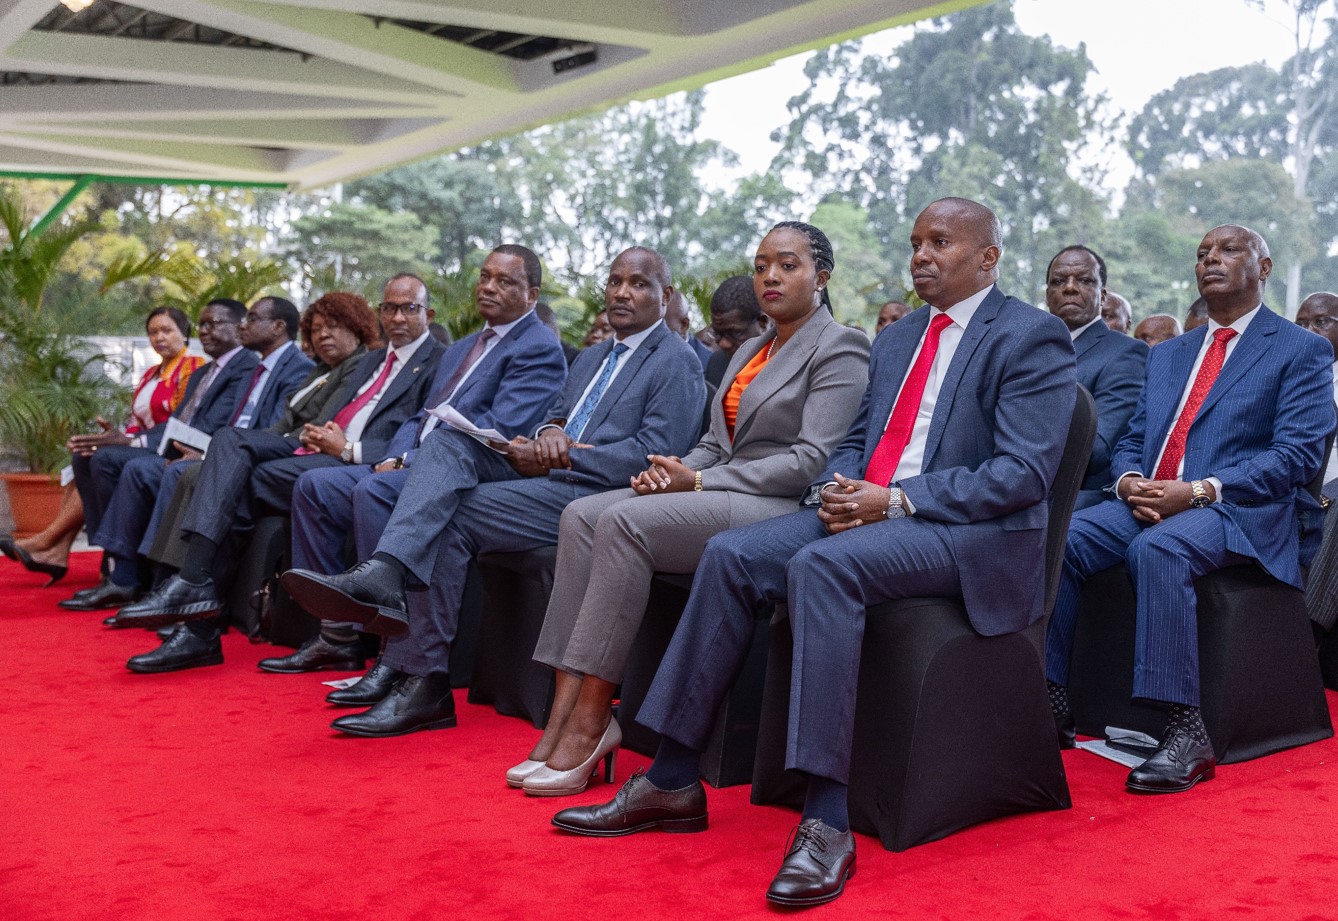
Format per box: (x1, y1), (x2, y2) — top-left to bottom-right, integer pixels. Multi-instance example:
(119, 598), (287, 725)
(505, 759), (547, 788)
(522, 719), (622, 797)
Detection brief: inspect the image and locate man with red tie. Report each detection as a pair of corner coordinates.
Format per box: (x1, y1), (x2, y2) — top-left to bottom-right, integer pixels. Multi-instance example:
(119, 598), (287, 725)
(111, 273), (448, 669)
(1044, 224), (1335, 794)
(551, 198), (1077, 908)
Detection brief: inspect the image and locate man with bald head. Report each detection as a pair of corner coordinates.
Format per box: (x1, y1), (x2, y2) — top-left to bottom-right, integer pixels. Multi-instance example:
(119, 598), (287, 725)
(1046, 225), (1334, 795)
(1045, 245), (1147, 509)
(1184, 296), (1209, 332)
(280, 247), (705, 732)
(665, 290), (712, 371)
(1103, 291), (1133, 334)
(553, 198), (1076, 907)
(1134, 314), (1182, 346)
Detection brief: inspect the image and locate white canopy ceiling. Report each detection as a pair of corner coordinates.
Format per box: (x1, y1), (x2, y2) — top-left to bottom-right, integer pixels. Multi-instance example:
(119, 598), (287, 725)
(0, 0), (975, 189)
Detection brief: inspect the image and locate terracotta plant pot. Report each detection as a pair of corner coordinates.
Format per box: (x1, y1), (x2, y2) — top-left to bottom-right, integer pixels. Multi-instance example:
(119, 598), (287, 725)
(2, 472), (63, 539)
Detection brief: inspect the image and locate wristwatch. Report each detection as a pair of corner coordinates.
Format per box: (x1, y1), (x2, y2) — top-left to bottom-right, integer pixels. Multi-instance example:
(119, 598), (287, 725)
(886, 486), (906, 519)
(1190, 480), (1212, 509)
(340, 441), (354, 464)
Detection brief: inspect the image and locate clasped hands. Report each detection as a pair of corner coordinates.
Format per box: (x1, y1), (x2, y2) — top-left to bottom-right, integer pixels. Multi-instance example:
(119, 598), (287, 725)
(299, 421), (348, 458)
(497, 427), (591, 478)
(1117, 476), (1209, 524)
(818, 472), (893, 533)
(630, 455), (696, 494)
(67, 416), (131, 456)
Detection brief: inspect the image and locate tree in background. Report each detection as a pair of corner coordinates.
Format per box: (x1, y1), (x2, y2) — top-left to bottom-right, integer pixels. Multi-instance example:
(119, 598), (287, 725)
(773, 2), (1113, 290)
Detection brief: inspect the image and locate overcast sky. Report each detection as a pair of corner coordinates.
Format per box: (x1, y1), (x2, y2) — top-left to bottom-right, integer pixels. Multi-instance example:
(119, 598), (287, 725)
(696, 0), (1306, 188)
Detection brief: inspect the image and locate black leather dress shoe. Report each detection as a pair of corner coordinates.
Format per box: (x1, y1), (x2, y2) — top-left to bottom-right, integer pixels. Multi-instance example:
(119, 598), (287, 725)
(280, 561), (409, 638)
(58, 580), (139, 611)
(765, 819), (856, 907)
(330, 672), (456, 737)
(326, 658), (403, 706)
(113, 575), (219, 628)
(257, 634), (366, 674)
(551, 769), (708, 837)
(1126, 727), (1216, 793)
(126, 626), (223, 673)
(1055, 705), (1076, 750)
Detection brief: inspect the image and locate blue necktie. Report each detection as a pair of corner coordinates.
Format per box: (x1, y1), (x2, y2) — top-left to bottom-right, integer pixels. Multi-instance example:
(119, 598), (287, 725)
(565, 342), (629, 440)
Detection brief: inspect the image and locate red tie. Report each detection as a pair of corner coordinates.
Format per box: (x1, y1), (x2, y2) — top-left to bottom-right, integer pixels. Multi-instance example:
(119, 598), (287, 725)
(294, 352), (396, 455)
(1154, 327), (1237, 480)
(865, 312), (955, 486)
(228, 364), (267, 425)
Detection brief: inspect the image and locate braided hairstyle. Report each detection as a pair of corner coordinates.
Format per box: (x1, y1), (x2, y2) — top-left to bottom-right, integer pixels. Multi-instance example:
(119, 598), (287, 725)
(768, 221), (835, 312)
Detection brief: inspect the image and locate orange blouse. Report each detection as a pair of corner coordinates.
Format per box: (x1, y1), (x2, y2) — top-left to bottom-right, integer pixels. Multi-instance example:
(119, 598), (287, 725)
(722, 343), (774, 441)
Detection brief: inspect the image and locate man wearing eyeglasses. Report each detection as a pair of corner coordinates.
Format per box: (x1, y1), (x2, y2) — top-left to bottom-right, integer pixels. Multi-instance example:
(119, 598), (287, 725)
(61, 299), (262, 612)
(81, 298), (314, 618)
(111, 275), (447, 670)
(258, 244), (570, 674)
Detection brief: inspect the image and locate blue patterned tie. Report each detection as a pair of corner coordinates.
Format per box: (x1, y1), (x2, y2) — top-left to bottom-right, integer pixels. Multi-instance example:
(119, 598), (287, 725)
(565, 342), (629, 440)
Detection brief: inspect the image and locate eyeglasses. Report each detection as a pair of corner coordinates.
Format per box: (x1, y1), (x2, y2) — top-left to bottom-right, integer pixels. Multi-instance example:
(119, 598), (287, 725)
(197, 319), (238, 332)
(1298, 315), (1338, 330)
(379, 302), (425, 317)
(239, 313), (278, 326)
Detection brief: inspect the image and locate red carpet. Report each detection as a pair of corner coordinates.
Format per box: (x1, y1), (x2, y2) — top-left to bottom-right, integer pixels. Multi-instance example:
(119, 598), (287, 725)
(3, 552), (1338, 920)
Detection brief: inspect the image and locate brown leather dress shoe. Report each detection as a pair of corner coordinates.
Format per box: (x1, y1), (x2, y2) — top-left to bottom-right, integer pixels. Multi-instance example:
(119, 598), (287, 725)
(550, 768), (707, 837)
(765, 818), (856, 907)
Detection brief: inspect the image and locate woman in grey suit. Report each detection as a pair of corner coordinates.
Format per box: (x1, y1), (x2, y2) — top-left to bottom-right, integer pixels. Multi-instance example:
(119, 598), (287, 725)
(514, 222), (872, 795)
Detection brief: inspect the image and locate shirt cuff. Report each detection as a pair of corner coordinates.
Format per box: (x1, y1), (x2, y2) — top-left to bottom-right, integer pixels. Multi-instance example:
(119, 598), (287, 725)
(535, 423), (565, 438)
(1112, 471), (1143, 497)
(131, 435), (146, 449)
(352, 442), (362, 465)
(1206, 476), (1223, 503)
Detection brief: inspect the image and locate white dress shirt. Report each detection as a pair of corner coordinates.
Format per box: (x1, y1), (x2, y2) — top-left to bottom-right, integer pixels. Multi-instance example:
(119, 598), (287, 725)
(887, 285), (994, 483)
(233, 340), (293, 429)
(344, 330), (432, 463)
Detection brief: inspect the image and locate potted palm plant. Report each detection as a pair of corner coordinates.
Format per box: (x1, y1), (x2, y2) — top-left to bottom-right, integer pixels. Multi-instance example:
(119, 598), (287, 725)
(0, 186), (203, 535)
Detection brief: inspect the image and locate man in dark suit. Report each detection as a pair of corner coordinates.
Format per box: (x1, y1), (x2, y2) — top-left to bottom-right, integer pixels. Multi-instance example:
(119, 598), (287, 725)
(111, 274), (447, 670)
(281, 247), (706, 732)
(61, 299), (260, 611)
(1043, 246), (1147, 509)
(1294, 292), (1338, 636)
(666, 290), (712, 371)
(551, 199), (1077, 909)
(254, 245), (570, 673)
(1045, 225), (1335, 794)
(703, 275), (768, 390)
(73, 298), (312, 612)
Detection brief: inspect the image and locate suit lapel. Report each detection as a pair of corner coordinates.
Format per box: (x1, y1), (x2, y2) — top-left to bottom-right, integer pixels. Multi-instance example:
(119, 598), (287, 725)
(1193, 306), (1277, 421)
(865, 308), (930, 458)
(1072, 321), (1105, 360)
(452, 312), (541, 406)
(580, 323), (667, 436)
(921, 287), (1003, 469)
(371, 339), (433, 420)
(1144, 329), (1203, 468)
(731, 309), (833, 447)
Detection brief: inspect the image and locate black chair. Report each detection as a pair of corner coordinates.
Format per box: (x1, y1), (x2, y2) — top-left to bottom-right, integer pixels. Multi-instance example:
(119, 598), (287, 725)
(1071, 563), (1333, 761)
(616, 573), (771, 789)
(1071, 435), (1336, 762)
(751, 386), (1096, 852)
(465, 548), (557, 726)
(1320, 630), (1338, 691)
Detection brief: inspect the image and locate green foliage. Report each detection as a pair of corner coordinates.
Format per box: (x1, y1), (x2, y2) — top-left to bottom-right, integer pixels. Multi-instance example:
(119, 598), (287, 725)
(774, 2), (1113, 287)
(810, 199), (893, 325)
(286, 202), (439, 302)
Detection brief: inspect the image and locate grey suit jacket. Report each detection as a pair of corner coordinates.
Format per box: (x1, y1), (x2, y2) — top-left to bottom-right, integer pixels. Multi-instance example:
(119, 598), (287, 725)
(545, 321), (706, 488)
(682, 308), (870, 502)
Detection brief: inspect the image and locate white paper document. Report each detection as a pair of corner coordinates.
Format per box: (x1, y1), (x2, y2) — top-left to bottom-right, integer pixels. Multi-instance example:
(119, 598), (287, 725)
(1075, 726), (1160, 768)
(428, 404), (508, 452)
(156, 417), (212, 455)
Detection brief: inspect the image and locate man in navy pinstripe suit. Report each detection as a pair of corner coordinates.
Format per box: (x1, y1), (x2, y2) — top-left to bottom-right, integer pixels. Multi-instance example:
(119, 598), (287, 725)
(1045, 224), (1336, 793)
